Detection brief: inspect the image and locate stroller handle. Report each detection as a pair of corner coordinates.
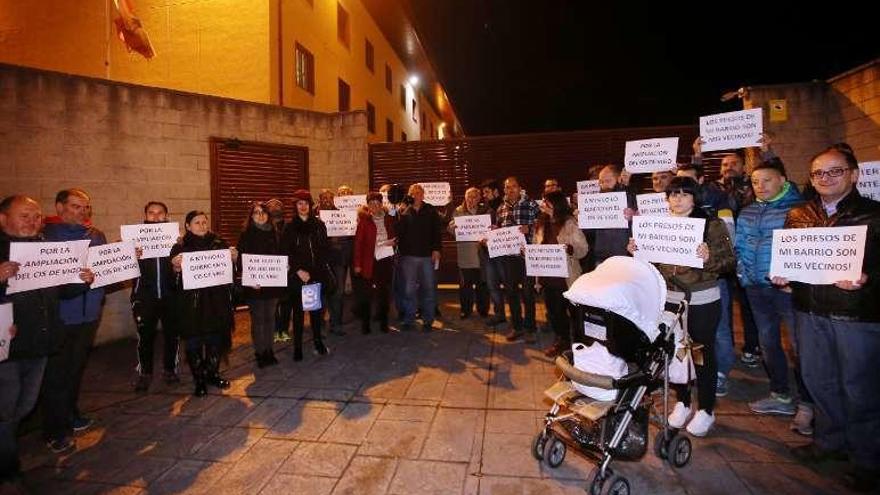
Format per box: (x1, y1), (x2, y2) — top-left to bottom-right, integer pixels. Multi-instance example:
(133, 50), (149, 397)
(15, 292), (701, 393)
(555, 355), (615, 390)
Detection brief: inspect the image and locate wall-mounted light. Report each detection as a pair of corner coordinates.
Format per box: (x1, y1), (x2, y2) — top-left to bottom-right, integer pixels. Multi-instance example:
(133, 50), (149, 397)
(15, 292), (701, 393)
(408, 75), (420, 87)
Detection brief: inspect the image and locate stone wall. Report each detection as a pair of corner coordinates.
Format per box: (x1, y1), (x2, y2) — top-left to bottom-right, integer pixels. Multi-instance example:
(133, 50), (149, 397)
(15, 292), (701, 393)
(0, 63), (368, 344)
(743, 59), (880, 186)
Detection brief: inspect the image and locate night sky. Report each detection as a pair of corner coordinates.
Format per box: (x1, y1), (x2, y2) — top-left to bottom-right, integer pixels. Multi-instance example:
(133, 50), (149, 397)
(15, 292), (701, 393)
(410, 1), (879, 136)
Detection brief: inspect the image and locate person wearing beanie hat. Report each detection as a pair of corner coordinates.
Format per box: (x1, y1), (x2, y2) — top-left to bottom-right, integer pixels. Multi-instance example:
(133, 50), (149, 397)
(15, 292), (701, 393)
(282, 191), (331, 361)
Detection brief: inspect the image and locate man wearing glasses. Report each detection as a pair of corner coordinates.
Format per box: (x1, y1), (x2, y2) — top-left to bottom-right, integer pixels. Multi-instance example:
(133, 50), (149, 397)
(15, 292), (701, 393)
(775, 145), (880, 492)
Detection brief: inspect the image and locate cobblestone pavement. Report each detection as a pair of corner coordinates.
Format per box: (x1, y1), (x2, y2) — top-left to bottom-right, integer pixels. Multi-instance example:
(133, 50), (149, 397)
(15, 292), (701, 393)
(13, 293), (866, 494)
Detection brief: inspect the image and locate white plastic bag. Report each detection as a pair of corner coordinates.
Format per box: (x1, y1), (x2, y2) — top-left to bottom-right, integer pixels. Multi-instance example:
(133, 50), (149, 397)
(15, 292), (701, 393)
(571, 342), (627, 401)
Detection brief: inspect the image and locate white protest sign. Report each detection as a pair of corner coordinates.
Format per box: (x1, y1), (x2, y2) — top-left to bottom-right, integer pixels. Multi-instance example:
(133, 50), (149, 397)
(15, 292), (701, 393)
(632, 216), (706, 268)
(319, 210), (358, 237)
(577, 180), (600, 195)
(454, 214), (491, 242)
(577, 191), (628, 229)
(241, 254), (288, 288)
(6, 240), (91, 294)
(0, 303), (11, 362)
(768, 226), (867, 284)
(120, 222), (179, 259)
(624, 137), (679, 173)
(419, 182), (452, 206)
(486, 226), (526, 258)
(88, 241), (141, 289)
(333, 195), (367, 210)
(857, 161), (880, 201)
(375, 243), (395, 260)
(525, 244), (569, 278)
(636, 193), (669, 216)
(181, 249), (233, 290)
(699, 108), (763, 152)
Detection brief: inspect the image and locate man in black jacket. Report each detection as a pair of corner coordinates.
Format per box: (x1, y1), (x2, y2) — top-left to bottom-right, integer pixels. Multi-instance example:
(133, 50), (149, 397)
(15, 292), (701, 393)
(396, 184), (442, 332)
(0, 196), (64, 487)
(131, 201), (180, 392)
(776, 146), (880, 492)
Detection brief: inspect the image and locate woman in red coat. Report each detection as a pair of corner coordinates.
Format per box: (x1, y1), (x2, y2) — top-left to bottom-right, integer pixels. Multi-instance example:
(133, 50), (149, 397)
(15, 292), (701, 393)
(353, 192), (397, 333)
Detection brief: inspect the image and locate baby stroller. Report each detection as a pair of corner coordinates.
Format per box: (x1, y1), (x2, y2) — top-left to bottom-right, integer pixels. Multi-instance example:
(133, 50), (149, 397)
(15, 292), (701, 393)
(532, 256), (692, 495)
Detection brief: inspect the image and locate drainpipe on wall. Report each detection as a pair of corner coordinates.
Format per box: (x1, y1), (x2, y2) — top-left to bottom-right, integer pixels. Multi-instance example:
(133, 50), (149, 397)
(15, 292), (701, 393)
(277, 0), (284, 106)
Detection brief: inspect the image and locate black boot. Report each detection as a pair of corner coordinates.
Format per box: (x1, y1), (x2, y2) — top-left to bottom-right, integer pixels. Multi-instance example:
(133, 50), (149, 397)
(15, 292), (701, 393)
(266, 349), (279, 366)
(313, 323), (329, 356)
(255, 351), (267, 369)
(293, 322), (304, 361)
(205, 347), (230, 390)
(186, 350), (207, 397)
(361, 303), (372, 334)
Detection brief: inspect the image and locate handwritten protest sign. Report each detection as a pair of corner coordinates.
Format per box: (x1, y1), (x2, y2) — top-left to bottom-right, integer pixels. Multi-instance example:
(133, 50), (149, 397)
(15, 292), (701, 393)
(181, 249), (233, 290)
(857, 161), (880, 201)
(319, 210), (358, 237)
(632, 216), (706, 268)
(6, 240), (90, 294)
(577, 180), (600, 195)
(333, 195), (367, 210)
(241, 254), (288, 288)
(699, 108), (763, 152)
(636, 193), (669, 216)
(769, 226), (867, 284)
(0, 303), (11, 362)
(577, 192), (628, 229)
(624, 137), (679, 173)
(454, 214), (491, 242)
(120, 222), (179, 259)
(419, 182), (452, 206)
(525, 245), (569, 278)
(486, 226), (526, 258)
(88, 242), (140, 289)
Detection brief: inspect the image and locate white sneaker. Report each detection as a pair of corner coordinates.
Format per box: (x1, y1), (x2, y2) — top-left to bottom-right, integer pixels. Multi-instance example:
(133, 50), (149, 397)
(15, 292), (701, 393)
(668, 402), (692, 429)
(686, 409), (715, 437)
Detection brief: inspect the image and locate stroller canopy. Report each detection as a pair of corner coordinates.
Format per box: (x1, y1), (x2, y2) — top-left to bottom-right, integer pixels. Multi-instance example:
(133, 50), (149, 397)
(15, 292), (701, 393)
(563, 256), (666, 342)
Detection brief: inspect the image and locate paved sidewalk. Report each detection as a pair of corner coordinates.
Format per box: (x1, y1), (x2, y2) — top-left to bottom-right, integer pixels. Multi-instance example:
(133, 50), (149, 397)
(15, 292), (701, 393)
(13, 294), (864, 494)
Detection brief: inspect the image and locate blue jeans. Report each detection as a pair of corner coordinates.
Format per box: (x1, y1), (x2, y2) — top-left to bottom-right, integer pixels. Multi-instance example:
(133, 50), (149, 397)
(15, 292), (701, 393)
(796, 311), (880, 469)
(715, 278), (736, 376)
(1, 357), (47, 480)
(746, 286), (803, 396)
(400, 255), (436, 327)
(482, 250), (505, 318)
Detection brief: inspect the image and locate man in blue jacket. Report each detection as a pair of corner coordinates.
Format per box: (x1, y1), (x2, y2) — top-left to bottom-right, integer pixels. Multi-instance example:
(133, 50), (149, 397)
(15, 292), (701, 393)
(735, 161), (813, 434)
(41, 189), (106, 453)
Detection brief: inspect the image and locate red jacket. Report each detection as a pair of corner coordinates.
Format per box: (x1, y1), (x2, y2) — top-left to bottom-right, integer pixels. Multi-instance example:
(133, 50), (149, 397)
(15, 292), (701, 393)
(353, 207), (397, 280)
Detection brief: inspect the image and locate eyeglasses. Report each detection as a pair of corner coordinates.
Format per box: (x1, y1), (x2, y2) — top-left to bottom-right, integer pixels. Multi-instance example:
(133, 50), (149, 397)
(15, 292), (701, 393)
(809, 167), (850, 179)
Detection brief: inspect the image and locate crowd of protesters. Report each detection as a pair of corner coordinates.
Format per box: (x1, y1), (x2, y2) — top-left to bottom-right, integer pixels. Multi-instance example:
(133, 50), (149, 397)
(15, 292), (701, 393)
(0, 136), (877, 491)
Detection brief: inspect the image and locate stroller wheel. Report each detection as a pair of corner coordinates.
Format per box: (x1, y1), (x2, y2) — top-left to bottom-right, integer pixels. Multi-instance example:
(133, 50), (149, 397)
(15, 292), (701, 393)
(602, 475), (631, 495)
(543, 436), (566, 468)
(653, 430), (669, 460)
(531, 431), (549, 461)
(587, 468), (612, 495)
(669, 435), (692, 468)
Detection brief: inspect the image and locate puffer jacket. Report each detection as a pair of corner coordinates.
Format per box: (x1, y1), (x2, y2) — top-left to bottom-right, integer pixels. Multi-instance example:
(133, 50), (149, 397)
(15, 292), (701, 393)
(654, 208), (736, 293)
(736, 182), (802, 287)
(784, 189), (880, 321)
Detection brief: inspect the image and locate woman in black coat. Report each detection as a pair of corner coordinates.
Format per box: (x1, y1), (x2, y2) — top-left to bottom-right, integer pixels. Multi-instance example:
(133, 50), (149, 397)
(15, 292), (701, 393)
(237, 201), (285, 368)
(171, 210), (237, 396)
(283, 190), (331, 361)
